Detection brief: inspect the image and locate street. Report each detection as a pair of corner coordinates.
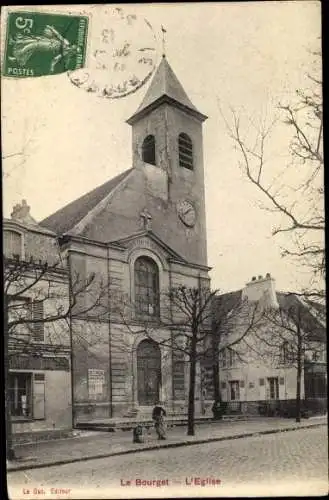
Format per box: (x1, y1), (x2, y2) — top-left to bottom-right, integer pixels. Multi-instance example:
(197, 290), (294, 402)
(8, 427), (328, 498)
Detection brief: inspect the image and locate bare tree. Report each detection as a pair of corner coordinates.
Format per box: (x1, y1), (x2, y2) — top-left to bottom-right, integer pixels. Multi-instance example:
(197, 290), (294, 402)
(221, 48), (324, 300)
(4, 254), (109, 460)
(252, 294), (325, 422)
(120, 283), (260, 436)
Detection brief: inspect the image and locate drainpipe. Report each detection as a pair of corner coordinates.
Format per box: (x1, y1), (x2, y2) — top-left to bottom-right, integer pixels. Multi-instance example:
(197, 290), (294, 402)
(67, 250), (76, 429)
(107, 246), (113, 418)
(131, 349), (135, 409)
(168, 263), (175, 415)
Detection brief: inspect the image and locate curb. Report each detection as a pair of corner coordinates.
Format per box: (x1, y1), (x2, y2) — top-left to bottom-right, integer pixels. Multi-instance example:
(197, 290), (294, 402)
(7, 421), (326, 473)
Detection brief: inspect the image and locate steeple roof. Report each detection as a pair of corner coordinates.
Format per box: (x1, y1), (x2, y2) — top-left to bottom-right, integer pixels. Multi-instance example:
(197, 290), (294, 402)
(127, 56), (207, 124)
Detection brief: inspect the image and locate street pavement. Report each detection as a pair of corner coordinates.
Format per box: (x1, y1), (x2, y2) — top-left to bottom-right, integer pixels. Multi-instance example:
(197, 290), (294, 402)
(7, 416), (326, 472)
(7, 426), (328, 498)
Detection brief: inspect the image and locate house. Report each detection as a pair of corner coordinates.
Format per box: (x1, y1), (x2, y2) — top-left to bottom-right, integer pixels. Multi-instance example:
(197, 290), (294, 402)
(3, 200), (72, 443)
(40, 55), (211, 422)
(212, 273), (327, 416)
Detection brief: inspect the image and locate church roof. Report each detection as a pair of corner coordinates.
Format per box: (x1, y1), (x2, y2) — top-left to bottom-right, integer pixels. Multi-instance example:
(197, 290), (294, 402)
(127, 56), (207, 124)
(41, 168), (133, 234)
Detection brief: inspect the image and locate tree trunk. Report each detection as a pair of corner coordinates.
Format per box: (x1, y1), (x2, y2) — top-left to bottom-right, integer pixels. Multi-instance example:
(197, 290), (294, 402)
(4, 296), (16, 460)
(213, 342), (220, 401)
(296, 370), (301, 423)
(187, 337), (197, 436)
(296, 325), (303, 423)
(6, 394), (15, 460)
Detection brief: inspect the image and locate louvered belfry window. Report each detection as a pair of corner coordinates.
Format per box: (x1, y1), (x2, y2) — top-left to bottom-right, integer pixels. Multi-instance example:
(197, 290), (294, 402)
(142, 135), (156, 165)
(178, 133), (193, 170)
(32, 300), (45, 342)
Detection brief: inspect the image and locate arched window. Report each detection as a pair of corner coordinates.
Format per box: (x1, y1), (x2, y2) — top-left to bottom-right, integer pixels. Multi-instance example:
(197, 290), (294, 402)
(134, 257), (159, 317)
(178, 133), (193, 170)
(142, 135), (156, 165)
(4, 230), (23, 259)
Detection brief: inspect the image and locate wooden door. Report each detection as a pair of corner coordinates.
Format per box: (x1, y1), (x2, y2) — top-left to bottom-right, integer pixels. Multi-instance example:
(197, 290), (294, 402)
(137, 340), (161, 405)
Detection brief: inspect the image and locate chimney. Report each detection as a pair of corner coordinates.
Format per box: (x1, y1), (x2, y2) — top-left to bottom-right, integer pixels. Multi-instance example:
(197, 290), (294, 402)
(11, 200), (37, 225)
(242, 272), (279, 308)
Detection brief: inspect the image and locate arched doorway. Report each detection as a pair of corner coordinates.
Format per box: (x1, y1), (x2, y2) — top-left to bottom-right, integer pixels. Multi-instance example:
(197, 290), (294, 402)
(137, 339), (161, 405)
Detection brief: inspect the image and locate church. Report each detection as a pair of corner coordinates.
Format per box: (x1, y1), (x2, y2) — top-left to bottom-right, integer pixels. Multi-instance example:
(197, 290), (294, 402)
(41, 55), (212, 422)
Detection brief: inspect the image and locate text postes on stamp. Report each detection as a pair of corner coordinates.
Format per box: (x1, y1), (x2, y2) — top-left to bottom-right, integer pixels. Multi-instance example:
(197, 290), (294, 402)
(3, 11), (88, 78)
(68, 6), (158, 99)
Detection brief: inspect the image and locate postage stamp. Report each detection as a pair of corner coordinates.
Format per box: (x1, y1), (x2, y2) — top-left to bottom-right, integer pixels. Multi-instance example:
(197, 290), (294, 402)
(2, 11), (88, 77)
(67, 6), (158, 99)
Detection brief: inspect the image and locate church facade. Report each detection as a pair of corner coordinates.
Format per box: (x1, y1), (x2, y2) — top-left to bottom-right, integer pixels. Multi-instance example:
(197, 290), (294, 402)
(41, 56), (211, 422)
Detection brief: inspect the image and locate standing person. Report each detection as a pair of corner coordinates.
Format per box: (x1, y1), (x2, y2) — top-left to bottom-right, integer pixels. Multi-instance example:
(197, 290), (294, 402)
(152, 401), (167, 440)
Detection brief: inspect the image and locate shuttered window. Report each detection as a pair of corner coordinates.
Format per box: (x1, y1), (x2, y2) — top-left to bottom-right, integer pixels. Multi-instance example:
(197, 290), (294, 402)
(32, 300), (44, 342)
(178, 133), (193, 170)
(9, 372), (46, 420)
(8, 372), (32, 418)
(4, 230), (23, 259)
(173, 351), (185, 400)
(33, 373), (45, 419)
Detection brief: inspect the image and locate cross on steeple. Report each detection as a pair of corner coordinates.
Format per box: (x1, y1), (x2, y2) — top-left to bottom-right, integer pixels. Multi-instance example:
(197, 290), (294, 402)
(140, 209), (152, 230)
(161, 25), (167, 57)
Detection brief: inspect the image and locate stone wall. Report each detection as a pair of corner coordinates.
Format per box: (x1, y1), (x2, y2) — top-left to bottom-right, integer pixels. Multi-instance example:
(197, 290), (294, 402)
(71, 319), (111, 421)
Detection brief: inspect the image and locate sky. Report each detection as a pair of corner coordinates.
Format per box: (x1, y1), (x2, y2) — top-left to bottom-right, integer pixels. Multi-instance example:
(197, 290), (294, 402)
(2, 2), (322, 294)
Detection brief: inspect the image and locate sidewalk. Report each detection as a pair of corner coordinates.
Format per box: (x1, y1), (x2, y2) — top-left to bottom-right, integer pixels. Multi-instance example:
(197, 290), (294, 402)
(7, 416), (327, 472)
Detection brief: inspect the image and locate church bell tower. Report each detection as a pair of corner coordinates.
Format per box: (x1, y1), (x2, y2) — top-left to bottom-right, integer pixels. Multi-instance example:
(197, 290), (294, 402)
(127, 55), (209, 267)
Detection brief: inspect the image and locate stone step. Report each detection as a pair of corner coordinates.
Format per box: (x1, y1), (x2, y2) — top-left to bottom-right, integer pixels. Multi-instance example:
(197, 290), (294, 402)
(75, 414), (259, 432)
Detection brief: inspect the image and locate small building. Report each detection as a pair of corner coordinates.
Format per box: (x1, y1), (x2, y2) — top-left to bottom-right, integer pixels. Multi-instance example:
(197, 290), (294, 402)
(212, 273), (327, 416)
(4, 200), (72, 443)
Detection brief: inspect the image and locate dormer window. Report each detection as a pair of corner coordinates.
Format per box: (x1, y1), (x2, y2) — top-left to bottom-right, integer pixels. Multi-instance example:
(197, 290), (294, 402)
(178, 133), (193, 170)
(4, 230), (23, 259)
(142, 135), (156, 165)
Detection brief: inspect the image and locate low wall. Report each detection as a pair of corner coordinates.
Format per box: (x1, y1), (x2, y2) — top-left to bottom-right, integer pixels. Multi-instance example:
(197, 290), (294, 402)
(13, 428), (73, 446)
(224, 398), (327, 417)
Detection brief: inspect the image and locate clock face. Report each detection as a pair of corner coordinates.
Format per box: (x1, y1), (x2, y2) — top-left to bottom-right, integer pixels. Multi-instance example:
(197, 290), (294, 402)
(177, 200), (196, 227)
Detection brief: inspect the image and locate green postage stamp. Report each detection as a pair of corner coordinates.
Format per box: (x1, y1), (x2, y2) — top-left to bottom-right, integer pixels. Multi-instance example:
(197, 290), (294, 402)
(3, 11), (89, 77)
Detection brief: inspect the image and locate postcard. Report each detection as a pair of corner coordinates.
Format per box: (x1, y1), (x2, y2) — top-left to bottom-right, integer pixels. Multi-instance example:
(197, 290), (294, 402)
(2, 3), (327, 499)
